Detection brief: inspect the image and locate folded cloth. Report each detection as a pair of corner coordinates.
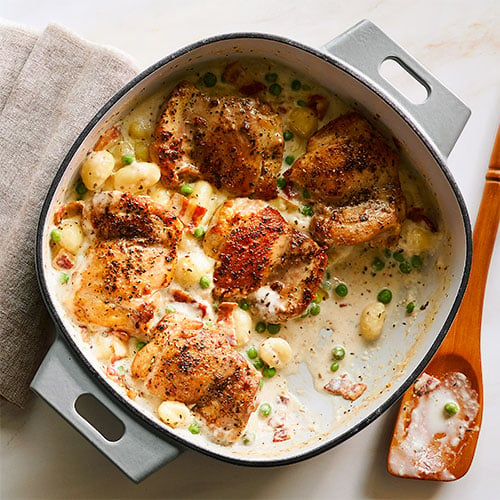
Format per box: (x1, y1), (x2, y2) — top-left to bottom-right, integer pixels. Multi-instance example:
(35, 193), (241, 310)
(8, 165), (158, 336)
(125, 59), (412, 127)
(0, 20), (138, 407)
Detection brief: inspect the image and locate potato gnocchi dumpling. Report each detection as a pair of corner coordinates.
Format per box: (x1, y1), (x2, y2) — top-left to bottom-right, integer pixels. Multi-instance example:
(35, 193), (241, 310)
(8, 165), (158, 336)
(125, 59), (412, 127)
(113, 161), (161, 193)
(259, 338), (293, 369)
(81, 150), (114, 190)
(360, 302), (386, 341)
(58, 219), (83, 254)
(158, 401), (191, 428)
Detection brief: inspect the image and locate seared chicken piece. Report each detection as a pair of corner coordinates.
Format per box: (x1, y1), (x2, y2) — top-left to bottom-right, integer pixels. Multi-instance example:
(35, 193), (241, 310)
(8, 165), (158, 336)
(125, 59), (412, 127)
(131, 312), (260, 444)
(204, 198), (327, 322)
(74, 191), (182, 333)
(150, 81), (284, 199)
(287, 113), (405, 247)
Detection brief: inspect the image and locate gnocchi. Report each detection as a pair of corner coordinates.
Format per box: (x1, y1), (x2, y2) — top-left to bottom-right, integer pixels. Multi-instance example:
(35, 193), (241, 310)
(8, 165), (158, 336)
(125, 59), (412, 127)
(258, 338), (293, 369)
(94, 334), (128, 361)
(174, 251), (213, 288)
(158, 401), (191, 428)
(233, 308), (252, 346)
(399, 220), (441, 255)
(58, 219), (83, 254)
(128, 119), (152, 140)
(360, 302), (386, 341)
(288, 107), (318, 138)
(81, 151), (114, 190)
(113, 161), (161, 193)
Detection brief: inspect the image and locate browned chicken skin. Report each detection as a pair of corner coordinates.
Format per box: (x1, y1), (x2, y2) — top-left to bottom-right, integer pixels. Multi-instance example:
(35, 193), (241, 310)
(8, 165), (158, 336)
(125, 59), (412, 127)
(74, 191), (182, 334)
(287, 112), (406, 247)
(150, 81), (284, 199)
(131, 312), (260, 444)
(204, 198), (327, 322)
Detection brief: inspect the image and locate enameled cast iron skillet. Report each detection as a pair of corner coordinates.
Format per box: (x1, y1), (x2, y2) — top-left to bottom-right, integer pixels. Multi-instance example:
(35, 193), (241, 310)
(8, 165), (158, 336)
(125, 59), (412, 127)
(32, 20), (472, 482)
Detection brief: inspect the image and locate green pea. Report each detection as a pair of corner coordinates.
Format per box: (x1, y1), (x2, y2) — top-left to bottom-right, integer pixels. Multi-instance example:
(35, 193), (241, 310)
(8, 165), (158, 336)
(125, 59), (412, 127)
(283, 130), (294, 141)
(188, 421), (201, 434)
(247, 346), (258, 359)
(371, 257), (385, 272)
(406, 302), (415, 314)
(330, 362), (340, 372)
(301, 204), (313, 216)
(302, 188), (311, 199)
(393, 249), (405, 262)
(291, 79), (302, 91)
(50, 228), (61, 243)
(242, 432), (255, 445)
(269, 83), (282, 96)
(75, 179), (88, 195)
(383, 249), (392, 258)
(180, 184), (193, 196)
(136, 341), (146, 351)
(165, 307), (176, 314)
(259, 403), (272, 417)
(255, 321), (267, 333)
(399, 262), (412, 274)
(263, 366), (276, 378)
(203, 72), (217, 87)
(377, 289), (392, 304)
(59, 272), (69, 284)
(122, 154), (135, 165)
(332, 346), (345, 361)
(300, 309), (310, 318)
(277, 176), (287, 189)
(199, 275), (211, 289)
(239, 300), (250, 311)
(312, 294), (321, 304)
(285, 155), (295, 166)
(309, 303), (321, 316)
(193, 227), (205, 238)
(265, 72), (278, 83)
(411, 255), (423, 269)
(253, 358), (264, 370)
(444, 401), (459, 417)
(267, 323), (281, 334)
(297, 100), (307, 107)
(335, 284), (348, 297)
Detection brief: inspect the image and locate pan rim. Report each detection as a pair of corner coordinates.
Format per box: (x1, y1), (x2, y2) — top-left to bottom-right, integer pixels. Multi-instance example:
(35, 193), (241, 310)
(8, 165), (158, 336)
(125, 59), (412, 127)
(35, 31), (473, 467)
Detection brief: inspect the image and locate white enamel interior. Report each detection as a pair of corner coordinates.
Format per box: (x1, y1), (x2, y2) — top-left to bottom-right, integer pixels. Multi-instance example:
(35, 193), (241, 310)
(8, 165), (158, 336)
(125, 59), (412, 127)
(40, 36), (469, 463)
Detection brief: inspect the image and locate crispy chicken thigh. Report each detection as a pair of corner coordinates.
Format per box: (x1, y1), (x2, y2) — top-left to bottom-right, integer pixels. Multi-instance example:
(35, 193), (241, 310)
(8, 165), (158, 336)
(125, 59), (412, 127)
(204, 198), (327, 322)
(131, 312), (260, 444)
(150, 81), (284, 199)
(287, 113), (405, 247)
(74, 191), (182, 333)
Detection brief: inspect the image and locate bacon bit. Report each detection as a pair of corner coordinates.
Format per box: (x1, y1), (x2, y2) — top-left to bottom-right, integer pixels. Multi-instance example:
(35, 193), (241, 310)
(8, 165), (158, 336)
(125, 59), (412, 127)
(109, 330), (130, 342)
(110, 354), (124, 364)
(307, 95), (329, 120)
(94, 126), (122, 151)
(239, 81), (266, 96)
(279, 395), (290, 405)
(54, 201), (84, 225)
(414, 373), (441, 396)
(273, 427), (291, 442)
(324, 373), (367, 401)
(407, 207), (438, 233)
(168, 193), (207, 230)
(53, 248), (75, 270)
(339, 303), (348, 308)
(171, 288), (208, 317)
(223, 61), (245, 85)
(126, 389), (138, 400)
(216, 302), (238, 346)
(106, 365), (118, 377)
(277, 106), (288, 115)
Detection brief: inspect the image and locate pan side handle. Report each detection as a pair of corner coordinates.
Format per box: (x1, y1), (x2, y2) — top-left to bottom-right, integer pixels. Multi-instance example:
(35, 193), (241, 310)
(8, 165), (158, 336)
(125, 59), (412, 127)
(322, 20), (470, 158)
(31, 334), (182, 482)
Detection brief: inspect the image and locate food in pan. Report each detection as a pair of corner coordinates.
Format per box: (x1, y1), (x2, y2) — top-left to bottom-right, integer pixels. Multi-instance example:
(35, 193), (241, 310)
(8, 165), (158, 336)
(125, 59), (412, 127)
(48, 59), (447, 449)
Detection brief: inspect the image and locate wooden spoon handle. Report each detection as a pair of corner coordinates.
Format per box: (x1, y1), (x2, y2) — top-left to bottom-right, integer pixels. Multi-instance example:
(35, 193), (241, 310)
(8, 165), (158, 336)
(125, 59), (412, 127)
(440, 126), (500, 356)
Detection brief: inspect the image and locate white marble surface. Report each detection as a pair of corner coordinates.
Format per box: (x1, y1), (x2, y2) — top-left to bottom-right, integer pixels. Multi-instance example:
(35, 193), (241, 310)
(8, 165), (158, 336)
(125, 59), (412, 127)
(1, 0), (499, 498)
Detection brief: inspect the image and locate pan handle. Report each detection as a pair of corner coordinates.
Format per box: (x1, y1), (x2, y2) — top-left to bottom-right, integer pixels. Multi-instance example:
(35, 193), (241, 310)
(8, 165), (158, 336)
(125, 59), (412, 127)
(321, 19), (470, 158)
(31, 334), (182, 482)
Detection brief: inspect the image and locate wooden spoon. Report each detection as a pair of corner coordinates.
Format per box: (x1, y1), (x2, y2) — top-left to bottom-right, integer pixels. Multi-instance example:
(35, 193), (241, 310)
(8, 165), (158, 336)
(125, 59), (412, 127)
(387, 126), (500, 481)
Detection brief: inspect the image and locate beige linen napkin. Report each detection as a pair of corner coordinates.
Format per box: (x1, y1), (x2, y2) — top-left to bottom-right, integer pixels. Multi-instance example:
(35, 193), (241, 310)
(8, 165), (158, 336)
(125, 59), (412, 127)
(0, 20), (138, 407)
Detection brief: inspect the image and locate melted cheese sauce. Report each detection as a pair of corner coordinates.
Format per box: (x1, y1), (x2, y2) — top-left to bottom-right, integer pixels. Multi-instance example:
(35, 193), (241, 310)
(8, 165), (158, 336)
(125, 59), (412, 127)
(47, 58), (451, 456)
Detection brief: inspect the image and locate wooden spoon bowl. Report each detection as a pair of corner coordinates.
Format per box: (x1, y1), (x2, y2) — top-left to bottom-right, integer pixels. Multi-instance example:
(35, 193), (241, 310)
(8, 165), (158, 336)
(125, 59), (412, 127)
(387, 126), (500, 481)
